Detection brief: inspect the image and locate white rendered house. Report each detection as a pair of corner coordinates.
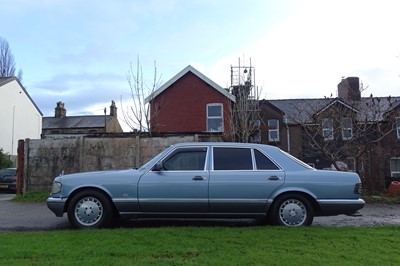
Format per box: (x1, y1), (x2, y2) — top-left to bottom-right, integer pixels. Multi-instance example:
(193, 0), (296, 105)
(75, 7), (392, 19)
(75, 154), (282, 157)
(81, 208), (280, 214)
(0, 77), (42, 155)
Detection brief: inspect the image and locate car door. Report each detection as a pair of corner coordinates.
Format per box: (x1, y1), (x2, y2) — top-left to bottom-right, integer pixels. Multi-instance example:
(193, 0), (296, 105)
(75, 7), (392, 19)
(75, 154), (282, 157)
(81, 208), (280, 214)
(138, 146), (210, 212)
(209, 147), (285, 213)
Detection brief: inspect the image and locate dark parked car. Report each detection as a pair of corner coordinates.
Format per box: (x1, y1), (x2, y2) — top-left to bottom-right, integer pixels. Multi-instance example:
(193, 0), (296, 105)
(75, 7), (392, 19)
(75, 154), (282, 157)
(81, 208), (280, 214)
(47, 142), (364, 228)
(0, 168), (17, 192)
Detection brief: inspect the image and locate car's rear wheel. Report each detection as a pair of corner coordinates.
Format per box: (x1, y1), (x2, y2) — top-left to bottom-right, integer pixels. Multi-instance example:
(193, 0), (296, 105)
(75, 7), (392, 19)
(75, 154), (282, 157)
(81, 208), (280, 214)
(67, 189), (113, 229)
(270, 193), (314, 226)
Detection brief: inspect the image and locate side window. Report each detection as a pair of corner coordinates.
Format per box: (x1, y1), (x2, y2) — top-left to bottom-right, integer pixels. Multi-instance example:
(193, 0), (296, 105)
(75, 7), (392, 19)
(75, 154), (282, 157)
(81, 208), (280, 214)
(213, 147), (252, 170)
(162, 148), (207, 171)
(254, 150), (279, 170)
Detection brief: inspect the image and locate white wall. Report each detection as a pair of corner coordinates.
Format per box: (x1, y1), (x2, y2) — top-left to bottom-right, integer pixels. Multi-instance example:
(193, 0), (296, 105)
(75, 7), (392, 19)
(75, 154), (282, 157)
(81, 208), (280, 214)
(0, 79), (42, 155)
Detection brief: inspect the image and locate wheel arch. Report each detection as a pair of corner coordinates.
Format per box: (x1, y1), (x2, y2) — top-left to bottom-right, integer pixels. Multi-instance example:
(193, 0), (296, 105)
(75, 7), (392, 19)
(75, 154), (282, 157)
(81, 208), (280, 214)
(64, 186), (119, 217)
(267, 189), (321, 215)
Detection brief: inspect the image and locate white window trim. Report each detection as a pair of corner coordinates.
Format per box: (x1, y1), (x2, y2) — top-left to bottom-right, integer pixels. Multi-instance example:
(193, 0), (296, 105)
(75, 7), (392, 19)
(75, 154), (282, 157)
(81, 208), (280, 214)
(268, 119), (280, 142)
(206, 103), (224, 132)
(322, 118), (334, 141)
(341, 117), (353, 141)
(396, 117), (400, 140)
(390, 157), (400, 178)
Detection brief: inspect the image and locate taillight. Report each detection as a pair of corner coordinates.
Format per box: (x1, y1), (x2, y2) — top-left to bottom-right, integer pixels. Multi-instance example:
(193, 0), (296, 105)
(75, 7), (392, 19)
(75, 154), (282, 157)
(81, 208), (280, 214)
(354, 183), (362, 194)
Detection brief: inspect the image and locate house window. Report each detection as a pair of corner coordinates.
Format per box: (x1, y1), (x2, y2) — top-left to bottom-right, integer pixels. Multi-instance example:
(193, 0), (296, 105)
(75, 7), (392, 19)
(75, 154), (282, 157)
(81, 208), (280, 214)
(322, 118), (333, 140)
(347, 157), (356, 172)
(207, 103), (223, 132)
(390, 158), (400, 178)
(396, 117), (400, 139)
(341, 117), (353, 140)
(268, 119), (279, 142)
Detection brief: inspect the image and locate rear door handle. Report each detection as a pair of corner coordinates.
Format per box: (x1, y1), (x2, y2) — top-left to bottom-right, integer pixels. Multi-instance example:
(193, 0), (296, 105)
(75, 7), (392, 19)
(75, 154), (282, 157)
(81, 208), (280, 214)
(268, 176), (281, 181)
(192, 176), (207, 181)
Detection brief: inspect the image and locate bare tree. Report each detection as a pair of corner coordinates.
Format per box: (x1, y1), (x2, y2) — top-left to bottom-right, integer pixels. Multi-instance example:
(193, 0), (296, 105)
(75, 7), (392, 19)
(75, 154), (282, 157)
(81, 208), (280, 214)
(288, 91), (399, 192)
(0, 37), (23, 81)
(121, 56), (162, 134)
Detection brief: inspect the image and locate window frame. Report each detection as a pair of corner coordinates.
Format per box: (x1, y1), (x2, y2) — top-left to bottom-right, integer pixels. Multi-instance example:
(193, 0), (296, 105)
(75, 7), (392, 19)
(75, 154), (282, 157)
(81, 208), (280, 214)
(268, 119), (280, 142)
(160, 147), (208, 171)
(390, 157), (400, 178)
(206, 103), (224, 132)
(396, 117), (400, 140)
(212, 147), (253, 171)
(322, 118), (334, 141)
(341, 117), (353, 140)
(346, 157), (356, 172)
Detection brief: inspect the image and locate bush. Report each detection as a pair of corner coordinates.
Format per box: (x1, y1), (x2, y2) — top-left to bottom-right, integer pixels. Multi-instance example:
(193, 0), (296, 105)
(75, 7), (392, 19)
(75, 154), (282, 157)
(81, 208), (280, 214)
(0, 148), (13, 169)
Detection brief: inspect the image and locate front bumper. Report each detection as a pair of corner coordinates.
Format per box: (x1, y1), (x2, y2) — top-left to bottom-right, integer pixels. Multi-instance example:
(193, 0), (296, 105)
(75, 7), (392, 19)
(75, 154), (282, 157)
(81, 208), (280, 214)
(47, 197), (67, 217)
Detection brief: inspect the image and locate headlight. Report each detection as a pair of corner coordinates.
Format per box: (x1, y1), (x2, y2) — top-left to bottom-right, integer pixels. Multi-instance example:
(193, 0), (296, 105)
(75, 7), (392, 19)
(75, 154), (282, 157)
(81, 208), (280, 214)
(51, 181), (62, 194)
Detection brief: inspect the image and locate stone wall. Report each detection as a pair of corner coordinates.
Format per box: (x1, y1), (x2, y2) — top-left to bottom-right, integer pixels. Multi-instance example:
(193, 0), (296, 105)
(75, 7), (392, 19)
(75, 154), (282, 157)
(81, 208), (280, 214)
(21, 135), (198, 192)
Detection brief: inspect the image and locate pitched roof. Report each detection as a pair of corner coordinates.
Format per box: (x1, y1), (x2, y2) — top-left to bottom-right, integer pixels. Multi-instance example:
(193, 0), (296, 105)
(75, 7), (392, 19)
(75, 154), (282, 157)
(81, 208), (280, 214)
(42, 115), (114, 129)
(266, 96), (400, 124)
(145, 65), (236, 103)
(0, 77), (43, 116)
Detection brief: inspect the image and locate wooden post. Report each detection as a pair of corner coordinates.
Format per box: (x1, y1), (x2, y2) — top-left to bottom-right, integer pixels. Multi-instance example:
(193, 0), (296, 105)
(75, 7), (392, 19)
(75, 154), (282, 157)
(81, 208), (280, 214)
(16, 139), (24, 195)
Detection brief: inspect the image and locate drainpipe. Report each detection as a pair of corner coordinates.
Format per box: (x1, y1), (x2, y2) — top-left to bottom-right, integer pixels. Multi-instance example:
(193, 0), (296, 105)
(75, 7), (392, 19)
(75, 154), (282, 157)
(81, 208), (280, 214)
(284, 115), (291, 153)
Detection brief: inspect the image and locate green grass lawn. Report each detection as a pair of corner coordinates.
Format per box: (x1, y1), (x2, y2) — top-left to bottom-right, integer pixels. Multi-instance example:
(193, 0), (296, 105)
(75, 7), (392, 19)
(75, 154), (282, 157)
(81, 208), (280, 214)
(1, 226), (399, 265)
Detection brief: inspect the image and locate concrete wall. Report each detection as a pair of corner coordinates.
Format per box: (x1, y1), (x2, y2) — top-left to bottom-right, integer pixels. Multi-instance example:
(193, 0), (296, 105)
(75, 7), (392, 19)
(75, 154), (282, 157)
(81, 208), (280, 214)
(22, 135), (197, 192)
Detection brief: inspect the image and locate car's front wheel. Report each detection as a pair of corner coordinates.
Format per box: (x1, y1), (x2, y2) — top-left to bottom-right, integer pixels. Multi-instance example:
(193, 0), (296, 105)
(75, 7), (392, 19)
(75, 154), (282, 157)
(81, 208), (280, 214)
(67, 189), (113, 229)
(270, 194), (314, 226)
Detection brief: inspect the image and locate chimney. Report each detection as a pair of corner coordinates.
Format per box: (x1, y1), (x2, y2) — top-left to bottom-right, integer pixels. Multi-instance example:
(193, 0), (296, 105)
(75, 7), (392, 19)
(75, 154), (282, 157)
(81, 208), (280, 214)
(110, 100), (117, 117)
(337, 77), (361, 102)
(55, 102), (66, 118)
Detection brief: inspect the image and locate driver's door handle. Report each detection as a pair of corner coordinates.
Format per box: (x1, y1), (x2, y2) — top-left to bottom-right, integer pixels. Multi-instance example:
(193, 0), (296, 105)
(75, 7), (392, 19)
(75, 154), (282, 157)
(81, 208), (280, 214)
(192, 176), (207, 181)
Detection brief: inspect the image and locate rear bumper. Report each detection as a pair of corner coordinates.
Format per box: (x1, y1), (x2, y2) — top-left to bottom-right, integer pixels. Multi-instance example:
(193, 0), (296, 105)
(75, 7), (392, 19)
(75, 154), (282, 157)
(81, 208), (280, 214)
(47, 197), (67, 217)
(317, 198), (365, 216)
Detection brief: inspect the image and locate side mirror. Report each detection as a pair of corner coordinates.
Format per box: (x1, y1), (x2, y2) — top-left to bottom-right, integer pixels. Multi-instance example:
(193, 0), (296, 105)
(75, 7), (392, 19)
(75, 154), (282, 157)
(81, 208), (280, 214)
(153, 161), (164, 171)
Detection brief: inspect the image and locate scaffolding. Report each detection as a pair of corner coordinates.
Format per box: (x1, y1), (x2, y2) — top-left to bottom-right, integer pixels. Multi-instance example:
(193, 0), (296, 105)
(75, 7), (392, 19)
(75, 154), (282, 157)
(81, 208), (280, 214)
(229, 58), (261, 143)
(230, 58), (258, 100)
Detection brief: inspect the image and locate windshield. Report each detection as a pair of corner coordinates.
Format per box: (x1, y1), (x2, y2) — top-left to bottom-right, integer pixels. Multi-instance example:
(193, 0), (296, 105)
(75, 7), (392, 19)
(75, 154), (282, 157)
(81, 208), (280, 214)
(0, 169), (16, 176)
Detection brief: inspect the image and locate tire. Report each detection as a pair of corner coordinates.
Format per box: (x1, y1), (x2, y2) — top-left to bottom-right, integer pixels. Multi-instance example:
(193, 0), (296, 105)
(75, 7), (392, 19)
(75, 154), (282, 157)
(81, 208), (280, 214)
(67, 189), (113, 229)
(269, 194), (314, 226)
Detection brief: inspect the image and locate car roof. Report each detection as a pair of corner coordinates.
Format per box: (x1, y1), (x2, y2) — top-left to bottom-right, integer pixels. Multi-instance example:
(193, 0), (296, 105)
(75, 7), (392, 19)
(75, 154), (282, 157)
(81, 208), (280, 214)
(170, 142), (279, 150)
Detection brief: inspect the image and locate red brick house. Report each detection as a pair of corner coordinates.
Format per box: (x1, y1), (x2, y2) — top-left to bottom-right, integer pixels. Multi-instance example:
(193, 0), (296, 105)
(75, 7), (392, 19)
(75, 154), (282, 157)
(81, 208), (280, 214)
(259, 77), (400, 191)
(145, 65), (236, 135)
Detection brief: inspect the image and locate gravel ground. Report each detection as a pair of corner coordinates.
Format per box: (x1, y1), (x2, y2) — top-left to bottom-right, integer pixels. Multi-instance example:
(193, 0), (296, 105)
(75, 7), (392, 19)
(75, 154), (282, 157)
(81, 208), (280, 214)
(1, 192), (399, 230)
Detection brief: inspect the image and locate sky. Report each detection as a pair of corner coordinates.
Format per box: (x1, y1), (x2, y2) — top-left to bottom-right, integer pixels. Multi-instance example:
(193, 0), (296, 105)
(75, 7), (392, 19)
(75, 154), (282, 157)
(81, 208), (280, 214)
(2, 0), (400, 131)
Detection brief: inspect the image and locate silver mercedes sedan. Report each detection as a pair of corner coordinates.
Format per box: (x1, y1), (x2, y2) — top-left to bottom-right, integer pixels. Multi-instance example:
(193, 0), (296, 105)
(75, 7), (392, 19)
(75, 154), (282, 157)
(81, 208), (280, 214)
(47, 142), (364, 228)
